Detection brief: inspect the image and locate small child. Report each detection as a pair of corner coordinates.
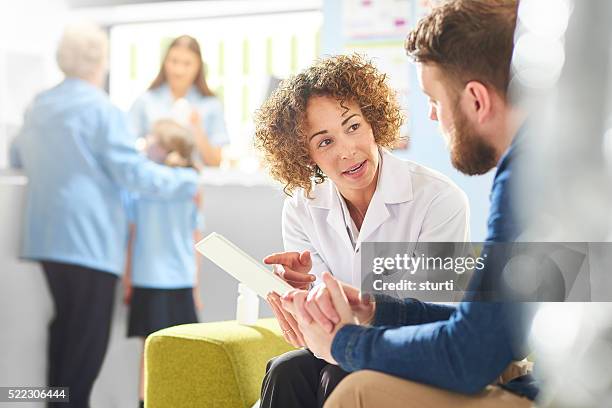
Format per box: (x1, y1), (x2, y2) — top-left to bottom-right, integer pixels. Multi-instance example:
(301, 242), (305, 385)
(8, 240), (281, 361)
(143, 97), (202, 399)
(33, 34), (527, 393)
(123, 119), (203, 408)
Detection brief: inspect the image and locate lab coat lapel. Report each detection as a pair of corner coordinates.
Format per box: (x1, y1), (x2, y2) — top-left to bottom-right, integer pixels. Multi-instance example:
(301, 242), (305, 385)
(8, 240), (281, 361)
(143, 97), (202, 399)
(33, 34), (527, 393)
(357, 190), (390, 246)
(309, 180), (354, 252)
(309, 150), (413, 251)
(358, 150), (413, 245)
(326, 200), (354, 252)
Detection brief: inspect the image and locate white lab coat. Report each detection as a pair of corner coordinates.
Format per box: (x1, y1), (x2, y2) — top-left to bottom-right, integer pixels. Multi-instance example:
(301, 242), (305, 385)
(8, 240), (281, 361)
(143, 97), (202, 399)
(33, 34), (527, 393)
(282, 149), (470, 286)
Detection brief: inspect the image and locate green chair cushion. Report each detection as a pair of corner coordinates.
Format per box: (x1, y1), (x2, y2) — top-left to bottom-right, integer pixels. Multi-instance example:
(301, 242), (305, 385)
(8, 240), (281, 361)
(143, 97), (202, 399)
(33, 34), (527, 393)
(145, 318), (295, 408)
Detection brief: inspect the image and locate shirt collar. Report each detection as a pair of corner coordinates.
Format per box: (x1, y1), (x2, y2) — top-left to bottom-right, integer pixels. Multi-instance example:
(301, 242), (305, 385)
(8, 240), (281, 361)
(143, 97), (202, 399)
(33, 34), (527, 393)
(156, 83), (200, 103)
(495, 120), (528, 178)
(308, 148), (414, 209)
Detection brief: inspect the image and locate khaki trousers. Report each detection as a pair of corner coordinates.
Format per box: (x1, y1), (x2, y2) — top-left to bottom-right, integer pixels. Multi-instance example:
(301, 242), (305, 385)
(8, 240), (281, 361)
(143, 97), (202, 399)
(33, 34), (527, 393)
(324, 370), (533, 408)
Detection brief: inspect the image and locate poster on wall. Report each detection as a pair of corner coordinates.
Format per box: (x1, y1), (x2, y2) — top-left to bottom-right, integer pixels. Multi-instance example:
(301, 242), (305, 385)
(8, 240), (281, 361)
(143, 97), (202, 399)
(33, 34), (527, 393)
(344, 42), (409, 107)
(340, 0), (442, 151)
(342, 0), (412, 40)
(344, 41), (411, 149)
(415, 0), (439, 20)
(341, 0), (417, 150)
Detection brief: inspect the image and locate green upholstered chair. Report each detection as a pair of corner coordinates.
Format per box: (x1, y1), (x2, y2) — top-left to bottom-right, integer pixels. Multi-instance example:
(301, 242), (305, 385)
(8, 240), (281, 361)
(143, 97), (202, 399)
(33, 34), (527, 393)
(144, 318), (295, 408)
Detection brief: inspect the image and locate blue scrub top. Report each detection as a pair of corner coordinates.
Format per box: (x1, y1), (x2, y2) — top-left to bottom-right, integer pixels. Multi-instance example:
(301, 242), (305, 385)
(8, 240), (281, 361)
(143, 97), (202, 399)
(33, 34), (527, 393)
(10, 78), (199, 275)
(127, 195), (204, 288)
(129, 84), (230, 147)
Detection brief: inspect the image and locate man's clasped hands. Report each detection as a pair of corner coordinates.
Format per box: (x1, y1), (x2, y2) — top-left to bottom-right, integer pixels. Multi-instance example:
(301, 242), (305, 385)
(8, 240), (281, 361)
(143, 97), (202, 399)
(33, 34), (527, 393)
(264, 250), (375, 364)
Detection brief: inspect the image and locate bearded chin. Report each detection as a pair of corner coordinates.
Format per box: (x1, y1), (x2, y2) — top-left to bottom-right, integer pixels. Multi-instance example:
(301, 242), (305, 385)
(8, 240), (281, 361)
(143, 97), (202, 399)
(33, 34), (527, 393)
(449, 110), (498, 176)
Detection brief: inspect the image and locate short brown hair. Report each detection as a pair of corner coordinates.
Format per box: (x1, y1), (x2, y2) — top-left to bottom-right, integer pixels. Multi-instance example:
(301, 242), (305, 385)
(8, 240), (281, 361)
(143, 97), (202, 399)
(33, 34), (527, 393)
(405, 0), (518, 96)
(254, 54), (403, 197)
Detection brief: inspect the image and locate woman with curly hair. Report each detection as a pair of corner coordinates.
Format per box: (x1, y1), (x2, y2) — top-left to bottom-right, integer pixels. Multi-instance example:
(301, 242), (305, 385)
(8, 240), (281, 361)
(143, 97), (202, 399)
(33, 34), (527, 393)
(255, 54), (470, 408)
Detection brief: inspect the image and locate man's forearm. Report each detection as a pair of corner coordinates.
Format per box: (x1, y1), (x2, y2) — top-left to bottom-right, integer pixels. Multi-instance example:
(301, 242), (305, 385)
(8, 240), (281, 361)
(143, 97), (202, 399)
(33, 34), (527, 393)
(372, 295), (455, 327)
(331, 302), (516, 395)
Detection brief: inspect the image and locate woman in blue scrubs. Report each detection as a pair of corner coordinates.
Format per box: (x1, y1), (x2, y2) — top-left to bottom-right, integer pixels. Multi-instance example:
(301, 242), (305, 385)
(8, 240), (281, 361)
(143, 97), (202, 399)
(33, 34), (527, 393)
(129, 35), (229, 166)
(10, 24), (199, 408)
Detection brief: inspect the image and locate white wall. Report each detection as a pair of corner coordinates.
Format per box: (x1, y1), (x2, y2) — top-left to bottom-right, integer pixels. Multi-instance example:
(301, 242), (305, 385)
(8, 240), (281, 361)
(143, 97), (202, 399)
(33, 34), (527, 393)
(0, 1), (68, 168)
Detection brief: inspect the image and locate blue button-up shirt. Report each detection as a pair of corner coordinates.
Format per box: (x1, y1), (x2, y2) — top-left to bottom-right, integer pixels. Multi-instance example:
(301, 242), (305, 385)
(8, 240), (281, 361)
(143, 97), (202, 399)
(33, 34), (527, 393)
(331, 127), (538, 400)
(11, 78), (199, 275)
(129, 84), (230, 146)
(126, 194), (202, 288)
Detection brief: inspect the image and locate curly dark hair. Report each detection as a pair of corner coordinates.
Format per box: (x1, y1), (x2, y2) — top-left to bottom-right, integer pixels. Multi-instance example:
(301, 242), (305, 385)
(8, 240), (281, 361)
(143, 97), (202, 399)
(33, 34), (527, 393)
(254, 54), (404, 197)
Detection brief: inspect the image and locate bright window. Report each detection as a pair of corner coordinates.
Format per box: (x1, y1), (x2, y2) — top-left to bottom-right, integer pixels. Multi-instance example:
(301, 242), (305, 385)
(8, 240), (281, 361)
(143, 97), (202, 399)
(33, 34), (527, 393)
(109, 11), (322, 152)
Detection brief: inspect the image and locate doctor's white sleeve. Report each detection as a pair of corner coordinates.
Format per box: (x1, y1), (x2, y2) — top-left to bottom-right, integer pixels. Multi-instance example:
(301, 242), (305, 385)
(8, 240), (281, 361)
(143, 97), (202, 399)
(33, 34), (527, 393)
(418, 184), (471, 242)
(281, 197), (330, 281)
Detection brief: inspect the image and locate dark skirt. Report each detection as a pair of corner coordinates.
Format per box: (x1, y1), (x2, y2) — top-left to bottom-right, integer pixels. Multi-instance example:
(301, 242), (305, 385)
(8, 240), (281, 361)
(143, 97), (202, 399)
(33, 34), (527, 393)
(127, 286), (198, 338)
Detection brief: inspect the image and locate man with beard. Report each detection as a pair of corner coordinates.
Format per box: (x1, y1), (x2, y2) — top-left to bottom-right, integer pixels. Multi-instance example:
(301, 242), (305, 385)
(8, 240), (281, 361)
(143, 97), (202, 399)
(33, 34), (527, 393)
(278, 0), (538, 407)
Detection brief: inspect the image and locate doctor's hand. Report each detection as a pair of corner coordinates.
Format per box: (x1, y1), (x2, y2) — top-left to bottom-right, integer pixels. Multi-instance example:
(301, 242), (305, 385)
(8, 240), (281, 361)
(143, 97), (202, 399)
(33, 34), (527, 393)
(264, 250), (315, 289)
(267, 291), (305, 347)
(293, 277), (375, 334)
(281, 272), (358, 364)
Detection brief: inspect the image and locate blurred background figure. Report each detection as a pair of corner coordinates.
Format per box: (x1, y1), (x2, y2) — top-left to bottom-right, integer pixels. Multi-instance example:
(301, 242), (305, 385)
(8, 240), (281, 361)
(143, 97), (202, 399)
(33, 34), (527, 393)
(129, 35), (229, 167)
(9, 23), (198, 407)
(511, 0), (612, 406)
(123, 119), (204, 408)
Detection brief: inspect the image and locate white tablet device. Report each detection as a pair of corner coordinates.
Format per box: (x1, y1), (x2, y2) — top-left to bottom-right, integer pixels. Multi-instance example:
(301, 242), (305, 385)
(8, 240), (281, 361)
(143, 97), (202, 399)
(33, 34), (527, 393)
(195, 232), (294, 299)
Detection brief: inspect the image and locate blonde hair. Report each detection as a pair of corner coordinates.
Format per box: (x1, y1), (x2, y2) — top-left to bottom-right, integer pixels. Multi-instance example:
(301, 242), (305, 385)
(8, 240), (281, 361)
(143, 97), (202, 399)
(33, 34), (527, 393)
(56, 23), (108, 80)
(150, 119), (195, 168)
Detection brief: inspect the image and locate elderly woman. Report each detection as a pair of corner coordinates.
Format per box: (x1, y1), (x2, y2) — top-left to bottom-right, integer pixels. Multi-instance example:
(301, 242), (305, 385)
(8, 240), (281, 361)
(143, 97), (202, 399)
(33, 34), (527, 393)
(10, 24), (199, 408)
(254, 54), (470, 408)
(129, 35), (229, 167)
